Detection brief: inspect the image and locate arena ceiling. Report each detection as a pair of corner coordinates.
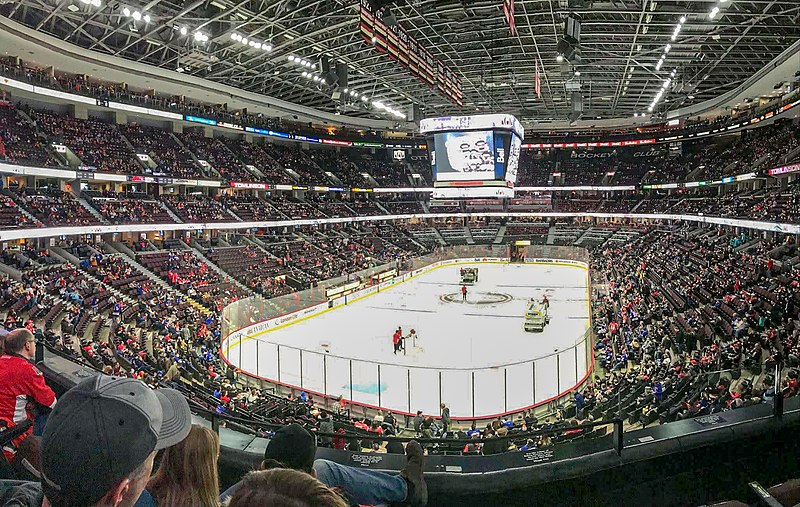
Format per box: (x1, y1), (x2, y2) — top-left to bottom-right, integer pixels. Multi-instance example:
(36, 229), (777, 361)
(4, 0), (800, 127)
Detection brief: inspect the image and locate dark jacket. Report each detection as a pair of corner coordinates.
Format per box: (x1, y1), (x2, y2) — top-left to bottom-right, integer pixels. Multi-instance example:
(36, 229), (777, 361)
(441, 407), (451, 425)
(0, 481), (43, 507)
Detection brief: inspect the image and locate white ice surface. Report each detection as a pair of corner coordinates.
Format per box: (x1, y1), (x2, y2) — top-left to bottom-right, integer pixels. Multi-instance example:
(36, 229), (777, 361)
(228, 263), (590, 417)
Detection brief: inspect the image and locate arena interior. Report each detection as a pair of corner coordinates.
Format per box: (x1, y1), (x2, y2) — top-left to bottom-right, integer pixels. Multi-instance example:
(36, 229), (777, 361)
(0, 1), (799, 506)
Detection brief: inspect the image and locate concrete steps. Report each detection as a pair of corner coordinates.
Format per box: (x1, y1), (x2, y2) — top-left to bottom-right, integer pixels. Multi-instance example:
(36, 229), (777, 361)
(159, 201), (184, 223)
(546, 226), (556, 245)
(465, 226), (475, 245)
(188, 241), (250, 293)
(77, 197), (108, 223)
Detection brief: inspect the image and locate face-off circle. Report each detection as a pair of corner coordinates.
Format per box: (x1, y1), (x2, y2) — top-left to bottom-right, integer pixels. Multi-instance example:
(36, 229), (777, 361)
(439, 292), (514, 305)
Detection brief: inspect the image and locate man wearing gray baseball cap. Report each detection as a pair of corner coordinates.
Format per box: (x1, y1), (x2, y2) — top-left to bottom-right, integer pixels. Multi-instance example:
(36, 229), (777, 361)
(0, 374), (192, 507)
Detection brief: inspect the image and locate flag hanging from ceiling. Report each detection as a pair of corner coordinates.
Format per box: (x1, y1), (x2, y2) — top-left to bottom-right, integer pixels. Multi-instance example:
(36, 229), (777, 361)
(503, 0), (516, 35)
(535, 60), (541, 99)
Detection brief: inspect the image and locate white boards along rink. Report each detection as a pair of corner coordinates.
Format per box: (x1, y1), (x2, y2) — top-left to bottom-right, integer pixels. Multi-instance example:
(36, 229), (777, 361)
(221, 257), (594, 419)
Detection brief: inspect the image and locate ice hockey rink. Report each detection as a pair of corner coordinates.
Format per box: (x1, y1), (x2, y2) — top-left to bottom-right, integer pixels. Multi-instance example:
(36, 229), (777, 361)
(225, 262), (592, 418)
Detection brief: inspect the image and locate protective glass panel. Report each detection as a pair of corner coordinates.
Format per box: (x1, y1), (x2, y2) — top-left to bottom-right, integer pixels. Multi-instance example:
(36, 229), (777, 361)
(505, 362), (535, 411)
(256, 340), (278, 381)
(379, 364), (411, 414)
(534, 354), (558, 403)
(409, 368), (439, 416)
(558, 349), (578, 395)
(325, 355), (352, 402)
(440, 369), (473, 418)
(472, 368), (505, 416)
(278, 346), (301, 386)
(300, 351), (325, 394)
(349, 359), (380, 408)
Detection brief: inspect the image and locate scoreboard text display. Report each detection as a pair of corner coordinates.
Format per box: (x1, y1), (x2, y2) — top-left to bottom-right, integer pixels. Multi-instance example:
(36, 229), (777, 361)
(421, 114), (524, 199)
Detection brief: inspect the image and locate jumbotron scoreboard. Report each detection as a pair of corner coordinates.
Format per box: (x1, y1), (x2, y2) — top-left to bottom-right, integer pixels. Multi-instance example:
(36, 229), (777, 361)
(420, 114), (524, 199)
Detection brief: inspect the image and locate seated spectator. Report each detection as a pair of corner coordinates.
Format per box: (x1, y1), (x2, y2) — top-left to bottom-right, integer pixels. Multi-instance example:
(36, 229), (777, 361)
(225, 468), (347, 507)
(220, 423), (427, 507)
(0, 375), (191, 507)
(0, 329), (56, 464)
(136, 425), (220, 507)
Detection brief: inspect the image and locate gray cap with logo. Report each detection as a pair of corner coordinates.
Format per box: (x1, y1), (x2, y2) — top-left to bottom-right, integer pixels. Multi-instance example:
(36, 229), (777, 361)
(39, 375), (191, 506)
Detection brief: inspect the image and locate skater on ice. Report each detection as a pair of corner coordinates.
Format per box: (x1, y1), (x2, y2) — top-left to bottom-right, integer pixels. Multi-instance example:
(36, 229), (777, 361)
(392, 328), (402, 354)
(461, 284), (468, 302)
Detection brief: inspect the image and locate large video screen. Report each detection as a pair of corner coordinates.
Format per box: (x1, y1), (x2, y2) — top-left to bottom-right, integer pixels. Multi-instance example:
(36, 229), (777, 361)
(432, 131), (496, 181)
(506, 134), (521, 183)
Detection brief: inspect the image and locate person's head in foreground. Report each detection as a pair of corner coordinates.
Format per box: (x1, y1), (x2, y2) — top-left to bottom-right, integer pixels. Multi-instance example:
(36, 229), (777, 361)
(5, 328), (37, 360)
(225, 469), (347, 507)
(40, 375), (191, 507)
(260, 423), (316, 473)
(147, 424), (220, 507)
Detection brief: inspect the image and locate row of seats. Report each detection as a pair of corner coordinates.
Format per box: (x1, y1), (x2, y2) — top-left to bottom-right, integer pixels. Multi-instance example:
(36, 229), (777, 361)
(2, 100), (798, 188)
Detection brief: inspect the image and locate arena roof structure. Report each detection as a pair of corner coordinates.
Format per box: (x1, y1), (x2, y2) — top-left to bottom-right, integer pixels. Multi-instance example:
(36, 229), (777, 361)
(3, 0), (799, 127)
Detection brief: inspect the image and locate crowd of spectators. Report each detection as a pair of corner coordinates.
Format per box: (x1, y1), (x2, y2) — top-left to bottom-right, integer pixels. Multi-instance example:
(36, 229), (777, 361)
(11, 188), (99, 227)
(204, 246), (295, 298)
(218, 194), (287, 221)
(177, 131), (256, 182)
(29, 110), (144, 175)
(161, 194), (231, 223)
(0, 195), (37, 230)
(0, 102), (59, 167)
(84, 190), (176, 224)
(221, 139), (295, 184)
(260, 144), (329, 185)
(119, 123), (206, 179)
(0, 99), (798, 198)
(585, 228), (799, 427)
(138, 249), (247, 311)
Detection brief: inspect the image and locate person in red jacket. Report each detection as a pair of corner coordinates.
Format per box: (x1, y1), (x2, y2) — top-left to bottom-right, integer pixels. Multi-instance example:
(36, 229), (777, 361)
(461, 285), (468, 302)
(0, 328), (57, 461)
(392, 329), (401, 355)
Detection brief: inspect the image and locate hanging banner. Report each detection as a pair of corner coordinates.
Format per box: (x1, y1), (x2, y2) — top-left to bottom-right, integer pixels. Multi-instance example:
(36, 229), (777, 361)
(503, 0), (516, 35)
(359, 0), (463, 106)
